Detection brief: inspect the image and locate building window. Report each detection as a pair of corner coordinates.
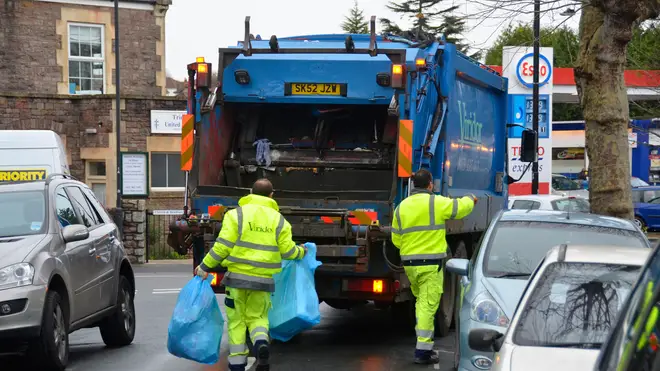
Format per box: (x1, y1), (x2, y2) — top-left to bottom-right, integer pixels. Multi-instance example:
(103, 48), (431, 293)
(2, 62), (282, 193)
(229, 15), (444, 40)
(151, 153), (185, 189)
(68, 24), (104, 94)
(91, 183), (107, 206)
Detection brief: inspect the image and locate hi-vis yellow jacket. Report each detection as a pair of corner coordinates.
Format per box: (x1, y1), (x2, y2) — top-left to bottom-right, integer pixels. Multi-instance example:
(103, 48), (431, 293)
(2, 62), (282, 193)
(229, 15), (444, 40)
(200, 194), (305, 292)
(392, 189), (475, 266)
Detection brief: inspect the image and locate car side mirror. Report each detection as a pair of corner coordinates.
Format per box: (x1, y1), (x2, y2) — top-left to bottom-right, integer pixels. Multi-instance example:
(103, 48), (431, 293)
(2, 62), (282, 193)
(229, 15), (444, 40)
(519, 129), (538, 163)
(62, 224), (89, 243)
(468, 328), (505, 353)
(446, 258), (470, 276)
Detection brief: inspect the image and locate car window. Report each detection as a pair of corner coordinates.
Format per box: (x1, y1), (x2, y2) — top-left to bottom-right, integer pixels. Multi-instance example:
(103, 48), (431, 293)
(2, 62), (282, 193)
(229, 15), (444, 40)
(513, 262), (640, 348)
(551, 197), (590, 213)
(633, 190), (645, 203)
(483, 221), (648, 277)
(511, 200), (541, 210)
(55, 188), (79, 227)
(633, 177), (651, 187)
(65, 186), (102, 228)
(552, 176), (581, 191)
(81, 187), (109, 223)
(0, 191), (46, 238)
(643, 190), (660, 204)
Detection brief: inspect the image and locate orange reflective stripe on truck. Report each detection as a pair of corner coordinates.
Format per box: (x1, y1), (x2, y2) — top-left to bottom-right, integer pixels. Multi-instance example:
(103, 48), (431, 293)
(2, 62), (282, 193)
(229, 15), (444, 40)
(397, 119), (413, 178)
(321, 211), (377, 225)
(181, 114), (194, 171)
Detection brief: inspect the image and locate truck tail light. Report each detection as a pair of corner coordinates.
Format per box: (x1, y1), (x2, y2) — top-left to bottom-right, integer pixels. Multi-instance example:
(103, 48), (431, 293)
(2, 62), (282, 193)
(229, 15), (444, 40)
(391, 64), (405, 89)
(373, 280), (384, 293)
(234, 70), (250, 85)
(415, 58), (427, 71)
(343, 278), (389, 294)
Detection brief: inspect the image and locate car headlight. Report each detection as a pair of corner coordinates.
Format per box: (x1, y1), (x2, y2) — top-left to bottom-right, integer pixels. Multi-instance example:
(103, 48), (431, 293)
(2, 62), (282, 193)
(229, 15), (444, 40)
(470, 291), (509, 327)
(0, 263), (35, 291)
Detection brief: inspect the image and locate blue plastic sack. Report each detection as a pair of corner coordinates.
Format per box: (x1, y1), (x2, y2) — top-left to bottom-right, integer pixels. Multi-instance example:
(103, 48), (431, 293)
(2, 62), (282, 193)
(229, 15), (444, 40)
(167, 276), (224, 364)
(269, 242), (322, 342)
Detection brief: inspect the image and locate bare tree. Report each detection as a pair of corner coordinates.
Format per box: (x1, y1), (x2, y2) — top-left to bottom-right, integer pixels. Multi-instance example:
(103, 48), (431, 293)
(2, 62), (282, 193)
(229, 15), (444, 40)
(575, 0), (660, 218)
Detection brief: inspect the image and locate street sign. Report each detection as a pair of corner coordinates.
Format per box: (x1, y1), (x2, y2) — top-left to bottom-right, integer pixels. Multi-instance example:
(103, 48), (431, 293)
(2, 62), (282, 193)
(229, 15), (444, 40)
(516, 52), (553, 88)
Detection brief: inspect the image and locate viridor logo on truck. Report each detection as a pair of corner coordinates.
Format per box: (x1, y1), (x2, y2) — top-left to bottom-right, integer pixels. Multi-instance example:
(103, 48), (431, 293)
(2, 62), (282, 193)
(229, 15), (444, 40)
(457, 100), (483, 145)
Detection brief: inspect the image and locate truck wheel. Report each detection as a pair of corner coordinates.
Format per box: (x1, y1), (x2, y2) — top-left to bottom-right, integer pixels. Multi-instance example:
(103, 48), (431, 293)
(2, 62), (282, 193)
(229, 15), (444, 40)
(99, 275), (136, 347)
(30, 290), (69, 371)
(436, 240), (467, 338)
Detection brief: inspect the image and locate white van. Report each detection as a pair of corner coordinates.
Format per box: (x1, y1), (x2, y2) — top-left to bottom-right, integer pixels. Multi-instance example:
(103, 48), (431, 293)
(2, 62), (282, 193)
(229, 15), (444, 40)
(0, 130), (70, 182)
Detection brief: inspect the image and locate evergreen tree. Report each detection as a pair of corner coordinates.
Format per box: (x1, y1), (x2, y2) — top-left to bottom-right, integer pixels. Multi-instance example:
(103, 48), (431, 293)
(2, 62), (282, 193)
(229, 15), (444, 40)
(379, 1), (476, 57)
(341, 0), (369, 34)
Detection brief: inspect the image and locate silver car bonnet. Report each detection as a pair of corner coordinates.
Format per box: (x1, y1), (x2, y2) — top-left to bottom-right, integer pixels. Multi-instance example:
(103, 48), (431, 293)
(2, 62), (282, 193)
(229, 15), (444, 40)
(0, 234), (48, 265)
(481, 277), (529, 319)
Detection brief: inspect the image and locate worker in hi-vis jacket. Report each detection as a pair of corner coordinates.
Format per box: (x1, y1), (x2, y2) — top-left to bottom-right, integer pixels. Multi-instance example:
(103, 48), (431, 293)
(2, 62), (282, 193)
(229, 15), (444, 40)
(195, 178), (306, 371)
(391, 169), (477, 364)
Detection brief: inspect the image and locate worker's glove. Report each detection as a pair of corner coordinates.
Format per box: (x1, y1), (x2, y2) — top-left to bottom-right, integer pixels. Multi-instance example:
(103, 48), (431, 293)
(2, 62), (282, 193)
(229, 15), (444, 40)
(467, 193), (478, 205)
(300, 244), (308, 254)
(194, 265), (209, 280)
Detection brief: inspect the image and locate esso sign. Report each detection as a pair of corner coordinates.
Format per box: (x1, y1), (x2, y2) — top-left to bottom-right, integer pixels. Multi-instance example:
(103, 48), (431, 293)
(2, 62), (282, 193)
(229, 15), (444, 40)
(516, 53), (552, 88)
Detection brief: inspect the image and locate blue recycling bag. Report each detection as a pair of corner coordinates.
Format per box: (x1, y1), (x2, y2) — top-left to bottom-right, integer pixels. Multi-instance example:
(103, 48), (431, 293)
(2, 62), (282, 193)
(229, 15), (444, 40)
(269, 242), (322, 342)
(167, 276), (224, 364)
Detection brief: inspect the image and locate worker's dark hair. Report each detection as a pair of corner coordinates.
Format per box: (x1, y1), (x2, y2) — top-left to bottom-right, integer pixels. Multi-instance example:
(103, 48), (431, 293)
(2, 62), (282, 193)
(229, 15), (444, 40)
(412, 169), (433, 189)
(252, 178), (274, 197)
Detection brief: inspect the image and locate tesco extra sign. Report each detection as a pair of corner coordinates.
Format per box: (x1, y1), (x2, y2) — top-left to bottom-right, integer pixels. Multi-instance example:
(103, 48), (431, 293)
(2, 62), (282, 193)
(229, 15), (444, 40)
(516, 53), (552, 88)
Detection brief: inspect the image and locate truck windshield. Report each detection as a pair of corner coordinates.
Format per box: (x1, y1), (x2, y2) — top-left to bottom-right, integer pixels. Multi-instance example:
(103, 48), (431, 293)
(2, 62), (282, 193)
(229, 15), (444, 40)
(483, 221), (647, 277)
(0, 190), (46, 238)
(513, 262), (640, 348)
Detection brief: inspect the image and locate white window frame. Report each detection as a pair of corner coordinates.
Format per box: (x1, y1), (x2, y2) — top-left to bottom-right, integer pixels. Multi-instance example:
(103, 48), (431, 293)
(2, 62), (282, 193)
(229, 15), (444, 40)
(67, 22), (105, 95)
(151, 152), (185, 192)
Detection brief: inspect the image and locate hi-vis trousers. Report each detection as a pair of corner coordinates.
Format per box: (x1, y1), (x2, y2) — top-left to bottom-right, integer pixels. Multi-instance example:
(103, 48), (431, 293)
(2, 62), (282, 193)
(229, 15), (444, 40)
(225, 288), (272, 367)
(404, 265), (444, 351)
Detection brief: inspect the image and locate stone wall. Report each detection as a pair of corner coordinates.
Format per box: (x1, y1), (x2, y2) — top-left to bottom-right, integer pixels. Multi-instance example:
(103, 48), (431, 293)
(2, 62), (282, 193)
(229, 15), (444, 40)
(0, 93), (186, 180)
(121, 199), (147, 263)
(0, 0), (169, 96)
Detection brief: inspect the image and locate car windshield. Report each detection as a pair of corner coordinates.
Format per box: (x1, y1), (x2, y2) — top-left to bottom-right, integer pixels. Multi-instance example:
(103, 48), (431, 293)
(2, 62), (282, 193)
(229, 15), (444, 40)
(484, 221), (647, 276)
(552, 198), (590, 213)
(513, 262), (640, 348)
(0, 190), (46, 238)
(553, 176), (581, 191)
(641, 190), (660, 203)
(632, 177), (650, 187)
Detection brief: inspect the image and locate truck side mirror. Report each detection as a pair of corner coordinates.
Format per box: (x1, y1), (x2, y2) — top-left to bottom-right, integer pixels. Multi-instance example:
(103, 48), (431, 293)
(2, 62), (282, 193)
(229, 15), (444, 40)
(519, 129), (538, 163)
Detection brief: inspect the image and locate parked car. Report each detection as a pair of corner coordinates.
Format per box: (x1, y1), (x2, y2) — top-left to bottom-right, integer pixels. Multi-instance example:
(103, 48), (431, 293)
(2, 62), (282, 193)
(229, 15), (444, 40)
(508, 194), (590, 213)
(551, 174), (589, 198)
(468, 244), (648, 371)
(594, 240), (660, 371)
(0, 173), (136, 370)
(446, 210), (651, 371)
(633, 186), (660, 230)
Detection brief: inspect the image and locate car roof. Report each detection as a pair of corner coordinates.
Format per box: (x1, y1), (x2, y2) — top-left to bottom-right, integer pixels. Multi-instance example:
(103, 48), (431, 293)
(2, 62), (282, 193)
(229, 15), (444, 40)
(632, 186), (660, 191)
(499, 209), (637, 231)
(509, 194), (575, 201)
(545, 244), (650, 266)
(0, 177), (86, 193)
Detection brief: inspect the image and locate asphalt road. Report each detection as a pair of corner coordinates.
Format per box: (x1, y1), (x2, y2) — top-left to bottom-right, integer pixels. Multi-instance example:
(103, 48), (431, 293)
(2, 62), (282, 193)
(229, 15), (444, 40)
(3, 262), (456, 371)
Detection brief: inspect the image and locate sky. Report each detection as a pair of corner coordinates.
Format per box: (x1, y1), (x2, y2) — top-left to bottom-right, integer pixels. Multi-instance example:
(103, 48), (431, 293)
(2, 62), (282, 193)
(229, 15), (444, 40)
(164, 0), (581, 81)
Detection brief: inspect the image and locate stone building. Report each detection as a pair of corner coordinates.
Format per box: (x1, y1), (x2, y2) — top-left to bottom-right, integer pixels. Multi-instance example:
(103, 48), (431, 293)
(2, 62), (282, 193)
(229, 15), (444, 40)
(0, 0), (188, 213)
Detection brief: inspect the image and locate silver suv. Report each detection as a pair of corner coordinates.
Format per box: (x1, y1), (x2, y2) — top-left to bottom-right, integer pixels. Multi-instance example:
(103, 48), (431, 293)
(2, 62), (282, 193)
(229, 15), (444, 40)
(0, 174), (136, 370)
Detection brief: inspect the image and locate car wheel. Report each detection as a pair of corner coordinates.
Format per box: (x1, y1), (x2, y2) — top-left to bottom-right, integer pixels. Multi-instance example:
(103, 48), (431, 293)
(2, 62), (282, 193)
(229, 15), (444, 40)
(30, 290), (69, 371)
(635, 216), (646, 229)
(99, 275), (136, 347)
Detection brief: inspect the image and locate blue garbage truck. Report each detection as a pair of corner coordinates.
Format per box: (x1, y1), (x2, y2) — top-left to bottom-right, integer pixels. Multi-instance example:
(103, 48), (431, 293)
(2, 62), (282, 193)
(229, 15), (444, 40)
(167, 16), (535, 337)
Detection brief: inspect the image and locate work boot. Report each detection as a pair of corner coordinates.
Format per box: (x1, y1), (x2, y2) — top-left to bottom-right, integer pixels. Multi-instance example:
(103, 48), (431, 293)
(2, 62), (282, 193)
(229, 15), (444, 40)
(228, 364), (246, 371)
(414, 349), (440, 364)
(254, 340), (270, 371)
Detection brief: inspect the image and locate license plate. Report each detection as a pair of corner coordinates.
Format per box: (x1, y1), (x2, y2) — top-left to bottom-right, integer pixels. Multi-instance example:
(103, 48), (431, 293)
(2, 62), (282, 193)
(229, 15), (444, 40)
(286, 83), (346, 96)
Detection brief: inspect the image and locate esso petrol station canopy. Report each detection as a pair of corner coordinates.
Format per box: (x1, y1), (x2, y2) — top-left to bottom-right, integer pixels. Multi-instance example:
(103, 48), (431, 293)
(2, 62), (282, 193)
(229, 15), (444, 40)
(488, 65), (660, 103)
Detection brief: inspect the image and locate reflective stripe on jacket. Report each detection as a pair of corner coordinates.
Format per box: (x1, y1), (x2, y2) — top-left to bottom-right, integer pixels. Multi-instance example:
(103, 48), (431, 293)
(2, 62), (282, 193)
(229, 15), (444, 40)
(200, 194), (305, 292)
(391, 189), (474, 266)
